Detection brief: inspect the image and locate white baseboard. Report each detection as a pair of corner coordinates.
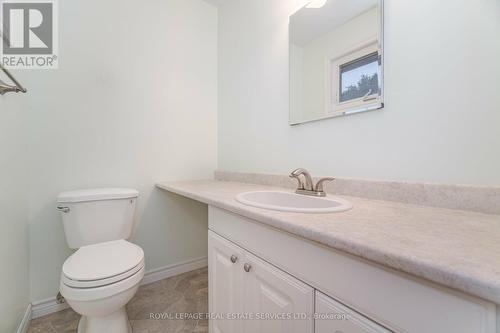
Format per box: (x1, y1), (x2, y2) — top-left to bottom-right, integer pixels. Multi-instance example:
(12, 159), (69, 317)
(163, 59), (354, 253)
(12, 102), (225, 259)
(31, 296), (69, 319)
(30, 256), (208, 319)
(16, 304), (32, 333)
(141, 256), (208, 285)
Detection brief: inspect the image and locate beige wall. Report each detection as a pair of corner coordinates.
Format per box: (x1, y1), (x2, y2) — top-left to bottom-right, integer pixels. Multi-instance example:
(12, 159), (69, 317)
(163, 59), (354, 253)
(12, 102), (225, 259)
(218, 0), (500, 185)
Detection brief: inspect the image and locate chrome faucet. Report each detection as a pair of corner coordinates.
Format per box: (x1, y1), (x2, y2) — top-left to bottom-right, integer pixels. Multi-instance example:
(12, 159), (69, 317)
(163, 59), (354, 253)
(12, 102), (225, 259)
(290, 168), (314, 191)
(289, 168), (335, 197)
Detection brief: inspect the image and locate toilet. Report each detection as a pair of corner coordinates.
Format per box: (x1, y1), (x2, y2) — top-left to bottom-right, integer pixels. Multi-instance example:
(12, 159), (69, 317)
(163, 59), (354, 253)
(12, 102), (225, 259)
(57, 188), (144, 333)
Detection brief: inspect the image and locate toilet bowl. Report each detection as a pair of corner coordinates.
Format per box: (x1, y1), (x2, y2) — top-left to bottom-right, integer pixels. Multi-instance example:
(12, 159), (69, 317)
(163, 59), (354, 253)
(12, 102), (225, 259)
(59, 239), (145, 333)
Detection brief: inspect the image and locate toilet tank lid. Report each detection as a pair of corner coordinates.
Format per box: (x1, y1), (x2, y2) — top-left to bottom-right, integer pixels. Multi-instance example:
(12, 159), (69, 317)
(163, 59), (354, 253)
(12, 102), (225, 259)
(58, 188), (139, 203)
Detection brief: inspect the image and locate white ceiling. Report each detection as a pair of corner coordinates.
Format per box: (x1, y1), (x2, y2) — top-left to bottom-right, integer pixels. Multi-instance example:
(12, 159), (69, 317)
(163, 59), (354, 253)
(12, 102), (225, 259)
(290, 0), (379, 46)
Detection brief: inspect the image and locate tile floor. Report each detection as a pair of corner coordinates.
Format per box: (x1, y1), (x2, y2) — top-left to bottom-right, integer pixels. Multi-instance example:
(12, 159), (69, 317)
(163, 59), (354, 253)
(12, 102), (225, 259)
(28, 267), (208, 333)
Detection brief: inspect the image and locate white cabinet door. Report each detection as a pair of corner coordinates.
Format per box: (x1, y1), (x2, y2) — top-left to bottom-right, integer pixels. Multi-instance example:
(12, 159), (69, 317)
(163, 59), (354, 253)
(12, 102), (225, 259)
(208, 231), (244, 333)
(315, 291), (391, 333)
(242, 251), (314, 333)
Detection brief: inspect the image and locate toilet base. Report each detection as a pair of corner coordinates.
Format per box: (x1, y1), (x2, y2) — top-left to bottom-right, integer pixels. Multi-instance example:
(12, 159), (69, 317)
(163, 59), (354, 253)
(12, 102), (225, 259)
(77, 307), (132, 333)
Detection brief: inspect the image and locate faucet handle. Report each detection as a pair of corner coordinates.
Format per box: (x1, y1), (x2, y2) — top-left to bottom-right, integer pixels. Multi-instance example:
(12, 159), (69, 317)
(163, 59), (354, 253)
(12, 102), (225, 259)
(290, 168), (314, 191)
(289, 174), (305, 190)
(314, 177), (335, 193)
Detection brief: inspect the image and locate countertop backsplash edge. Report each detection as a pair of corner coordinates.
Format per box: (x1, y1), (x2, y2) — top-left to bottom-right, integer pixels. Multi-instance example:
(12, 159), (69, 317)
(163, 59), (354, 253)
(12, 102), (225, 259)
(214, 170), (500, 215)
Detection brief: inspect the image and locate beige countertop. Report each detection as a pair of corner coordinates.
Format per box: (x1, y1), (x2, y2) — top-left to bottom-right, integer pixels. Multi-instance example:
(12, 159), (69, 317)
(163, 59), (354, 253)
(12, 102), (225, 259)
(156, 180), (500, 304)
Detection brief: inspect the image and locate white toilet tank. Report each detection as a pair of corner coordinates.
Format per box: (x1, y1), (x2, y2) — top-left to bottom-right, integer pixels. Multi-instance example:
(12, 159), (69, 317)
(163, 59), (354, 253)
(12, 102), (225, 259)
(57, 188), (139, 249)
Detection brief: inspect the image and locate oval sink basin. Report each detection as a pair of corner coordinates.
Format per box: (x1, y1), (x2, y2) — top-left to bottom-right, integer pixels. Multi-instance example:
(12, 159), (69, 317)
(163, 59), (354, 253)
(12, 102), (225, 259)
(235, 191), (352, 213)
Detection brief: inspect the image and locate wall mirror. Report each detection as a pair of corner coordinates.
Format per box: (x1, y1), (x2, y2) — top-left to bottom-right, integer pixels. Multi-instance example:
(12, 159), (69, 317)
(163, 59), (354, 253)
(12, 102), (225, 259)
(289, 0), (384, 125)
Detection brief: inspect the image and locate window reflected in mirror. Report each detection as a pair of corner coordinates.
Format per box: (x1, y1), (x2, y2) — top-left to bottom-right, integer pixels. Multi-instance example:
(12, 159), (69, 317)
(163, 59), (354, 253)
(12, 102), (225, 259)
(289, 0), (384, 125)
(339, 52), (379, 103)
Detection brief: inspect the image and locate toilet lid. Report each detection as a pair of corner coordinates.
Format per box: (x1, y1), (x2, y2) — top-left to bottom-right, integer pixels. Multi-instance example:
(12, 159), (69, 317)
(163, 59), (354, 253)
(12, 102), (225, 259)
(62, 240), (144, 282)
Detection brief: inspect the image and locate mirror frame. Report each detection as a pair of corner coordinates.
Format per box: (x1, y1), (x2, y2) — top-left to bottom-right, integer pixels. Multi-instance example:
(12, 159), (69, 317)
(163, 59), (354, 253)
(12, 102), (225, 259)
(289, 0), (385, 126)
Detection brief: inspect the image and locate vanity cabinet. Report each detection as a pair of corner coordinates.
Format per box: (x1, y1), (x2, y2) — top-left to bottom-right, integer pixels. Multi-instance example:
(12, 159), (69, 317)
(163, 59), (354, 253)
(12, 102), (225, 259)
(209, 231), (314, 333)
(315, 291), (390, 333)
(242, 250), (314, 333)
(208, 206), (497, 333)
(208, 230), (244, 333)
(209, 229), (385, 333)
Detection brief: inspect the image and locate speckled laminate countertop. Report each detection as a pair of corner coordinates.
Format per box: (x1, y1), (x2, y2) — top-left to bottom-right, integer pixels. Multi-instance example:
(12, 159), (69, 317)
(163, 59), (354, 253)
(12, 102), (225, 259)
(156, 180), (500, 304)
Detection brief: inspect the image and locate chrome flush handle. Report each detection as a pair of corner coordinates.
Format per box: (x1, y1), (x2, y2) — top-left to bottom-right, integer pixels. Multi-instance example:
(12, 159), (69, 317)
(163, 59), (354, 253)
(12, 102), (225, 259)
(56, 206), (70, 213)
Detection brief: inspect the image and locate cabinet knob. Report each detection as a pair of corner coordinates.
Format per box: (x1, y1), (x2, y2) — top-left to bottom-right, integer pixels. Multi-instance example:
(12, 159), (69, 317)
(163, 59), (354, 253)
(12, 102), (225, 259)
(244, 263), (252, 272)
(230, 255), (238, 263)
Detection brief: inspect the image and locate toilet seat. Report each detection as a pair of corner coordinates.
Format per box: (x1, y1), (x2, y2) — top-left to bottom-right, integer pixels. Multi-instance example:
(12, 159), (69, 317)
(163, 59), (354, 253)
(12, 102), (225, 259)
(60, 240), (145, 302)
(60, 264), (145, 302)
(61, 239), (144, 289)
(62, 259), (144, 288)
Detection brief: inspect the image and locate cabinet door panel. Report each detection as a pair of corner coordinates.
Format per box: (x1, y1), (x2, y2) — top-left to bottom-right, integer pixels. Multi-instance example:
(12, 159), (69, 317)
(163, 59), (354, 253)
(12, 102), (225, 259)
(242, 251), (314, 333)
(208, 231), (244, 333)
(315, 291), (391, 333)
